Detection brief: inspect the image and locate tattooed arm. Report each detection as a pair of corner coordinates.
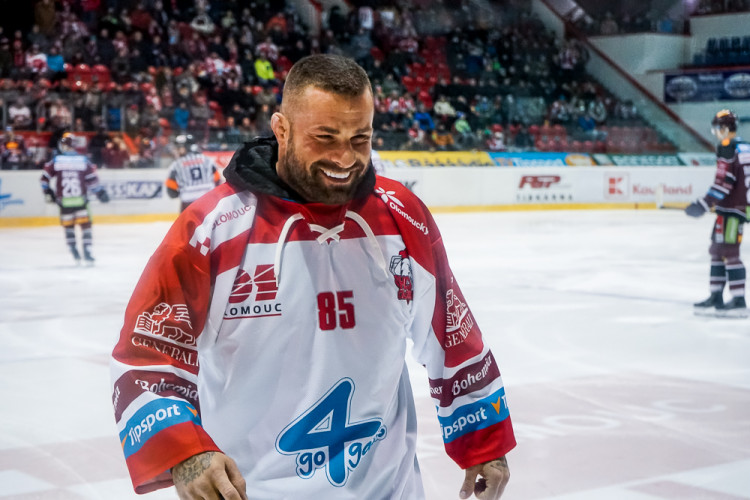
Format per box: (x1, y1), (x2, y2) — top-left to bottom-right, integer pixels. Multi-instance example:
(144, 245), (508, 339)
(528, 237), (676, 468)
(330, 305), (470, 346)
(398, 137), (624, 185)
(172, 451), (248, 500)
(459, 456), (510, 499)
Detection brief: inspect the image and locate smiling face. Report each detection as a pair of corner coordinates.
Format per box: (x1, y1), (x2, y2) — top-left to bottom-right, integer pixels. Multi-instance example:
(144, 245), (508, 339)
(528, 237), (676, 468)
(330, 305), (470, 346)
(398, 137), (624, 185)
(272, 86), (373, 205)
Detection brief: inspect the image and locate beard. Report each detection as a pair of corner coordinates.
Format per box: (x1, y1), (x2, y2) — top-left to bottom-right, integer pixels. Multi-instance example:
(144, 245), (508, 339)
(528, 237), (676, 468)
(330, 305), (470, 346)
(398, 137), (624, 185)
(279, 136), (367, 205)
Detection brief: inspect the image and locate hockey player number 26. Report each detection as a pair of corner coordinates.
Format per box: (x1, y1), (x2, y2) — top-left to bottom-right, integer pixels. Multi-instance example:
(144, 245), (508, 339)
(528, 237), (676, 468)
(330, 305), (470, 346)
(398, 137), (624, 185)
(317, 291), (355, 330)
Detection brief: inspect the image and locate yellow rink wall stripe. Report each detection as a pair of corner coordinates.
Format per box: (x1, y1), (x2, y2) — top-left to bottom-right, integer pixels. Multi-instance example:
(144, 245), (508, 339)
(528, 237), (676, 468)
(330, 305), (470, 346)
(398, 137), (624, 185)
(0, 203), (664, 228)
(0, 213), (179, 227)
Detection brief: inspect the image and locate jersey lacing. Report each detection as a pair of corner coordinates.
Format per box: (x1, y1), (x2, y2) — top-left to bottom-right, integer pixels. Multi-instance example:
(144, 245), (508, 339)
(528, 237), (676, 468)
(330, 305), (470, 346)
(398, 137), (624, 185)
(274, 211), (389, 287)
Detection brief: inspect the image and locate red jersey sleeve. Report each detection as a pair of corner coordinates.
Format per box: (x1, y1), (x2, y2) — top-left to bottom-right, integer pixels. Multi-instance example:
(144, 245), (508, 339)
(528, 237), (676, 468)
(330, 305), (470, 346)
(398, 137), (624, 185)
(111, 212), (222, 493)
(376, 178), (516, 470)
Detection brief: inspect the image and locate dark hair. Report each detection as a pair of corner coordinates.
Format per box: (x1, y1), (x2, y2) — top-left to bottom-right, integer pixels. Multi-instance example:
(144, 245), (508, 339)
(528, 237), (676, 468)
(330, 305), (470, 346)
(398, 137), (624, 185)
(281, 54), (371, 112)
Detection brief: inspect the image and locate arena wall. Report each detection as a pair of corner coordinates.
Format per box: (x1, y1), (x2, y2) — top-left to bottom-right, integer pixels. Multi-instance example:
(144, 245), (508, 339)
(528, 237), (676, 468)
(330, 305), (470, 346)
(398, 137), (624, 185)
(0, 162), (714, 226)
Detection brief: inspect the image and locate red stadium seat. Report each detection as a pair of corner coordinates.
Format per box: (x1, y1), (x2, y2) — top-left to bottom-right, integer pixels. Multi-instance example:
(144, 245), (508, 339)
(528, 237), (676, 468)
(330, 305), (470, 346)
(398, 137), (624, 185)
(436, 63), (451, 80)
(69, 63), (92, 85)
(92, 64), (111, 85)
(414, 75), (427, 92)
(276, 55), (293, 73)
(552, 124), (566, 138)
(417, 90), (433, 109)
(402, 75), (417, 93)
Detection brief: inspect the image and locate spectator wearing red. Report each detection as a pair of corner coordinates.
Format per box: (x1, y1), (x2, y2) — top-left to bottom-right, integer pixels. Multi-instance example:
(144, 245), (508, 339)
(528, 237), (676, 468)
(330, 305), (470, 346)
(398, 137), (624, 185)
(406, 120), (428, 150)
(101, 136), (129, 168)
(256, 36), (279, 63)
(129, 2), (153, 32)
(265, 13), (288, 39)
(26, 44), (47, 77)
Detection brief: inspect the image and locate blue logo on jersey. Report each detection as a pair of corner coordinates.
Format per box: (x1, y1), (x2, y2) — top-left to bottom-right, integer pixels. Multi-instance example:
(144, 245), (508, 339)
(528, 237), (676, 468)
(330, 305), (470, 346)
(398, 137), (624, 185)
(119, 399), (201, 458)
(276, 378), (387, 487)
(438, 387), (509, 443)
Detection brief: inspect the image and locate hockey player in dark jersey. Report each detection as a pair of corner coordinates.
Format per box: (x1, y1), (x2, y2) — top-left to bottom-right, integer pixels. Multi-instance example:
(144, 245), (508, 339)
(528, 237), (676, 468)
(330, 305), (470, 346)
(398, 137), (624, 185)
(40, 132), (110, 264)
(686, 109), (750, 315)
(165, 134), (222, 212)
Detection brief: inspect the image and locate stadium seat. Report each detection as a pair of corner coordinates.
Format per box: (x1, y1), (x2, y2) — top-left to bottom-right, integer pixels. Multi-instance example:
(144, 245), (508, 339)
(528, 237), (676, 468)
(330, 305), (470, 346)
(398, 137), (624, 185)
(69, 63), (92, 85)
(92, 64), (111, 85)
(402, 75), (417, 93)
(277, 55), (293, 73)
(436, 63), (451, 80)
(417, 90), (433, 109)
(414, 76), (427, 93)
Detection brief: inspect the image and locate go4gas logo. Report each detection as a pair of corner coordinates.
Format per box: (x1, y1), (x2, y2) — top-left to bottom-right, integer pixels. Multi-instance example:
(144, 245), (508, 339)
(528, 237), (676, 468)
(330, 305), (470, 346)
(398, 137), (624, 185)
(276, 378), (387, 487)
(119, 399), (201, 458)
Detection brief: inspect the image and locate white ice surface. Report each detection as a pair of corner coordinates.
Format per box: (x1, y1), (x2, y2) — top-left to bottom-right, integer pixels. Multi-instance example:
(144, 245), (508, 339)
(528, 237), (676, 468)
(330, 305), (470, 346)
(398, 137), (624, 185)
(1, 209), (749, 499)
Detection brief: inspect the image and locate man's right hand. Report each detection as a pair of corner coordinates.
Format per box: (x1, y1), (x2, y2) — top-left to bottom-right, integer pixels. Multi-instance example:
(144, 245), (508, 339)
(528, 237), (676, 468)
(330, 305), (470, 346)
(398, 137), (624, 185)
(172, 451), (248, 500)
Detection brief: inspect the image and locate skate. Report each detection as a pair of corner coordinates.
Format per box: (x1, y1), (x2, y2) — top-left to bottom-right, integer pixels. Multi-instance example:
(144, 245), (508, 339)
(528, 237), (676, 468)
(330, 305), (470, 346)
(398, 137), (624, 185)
(70, 246), (82, 265)
(714, 296), (748, 318)
(693, 291), (724, 317)
(693, 291), (723, 309)
(83, 250), (95, 266)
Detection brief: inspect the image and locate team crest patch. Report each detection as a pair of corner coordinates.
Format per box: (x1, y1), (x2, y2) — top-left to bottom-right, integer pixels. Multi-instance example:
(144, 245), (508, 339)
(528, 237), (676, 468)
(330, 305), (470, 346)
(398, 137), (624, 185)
(389, 249), (413, 303)
(134, 303), (195, 346)
(446, 288), (473, 337)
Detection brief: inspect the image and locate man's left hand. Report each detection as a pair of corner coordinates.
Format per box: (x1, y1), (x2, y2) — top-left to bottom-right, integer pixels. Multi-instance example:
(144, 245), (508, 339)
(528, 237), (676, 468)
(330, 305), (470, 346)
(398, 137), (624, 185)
(459, 456), (509, 499)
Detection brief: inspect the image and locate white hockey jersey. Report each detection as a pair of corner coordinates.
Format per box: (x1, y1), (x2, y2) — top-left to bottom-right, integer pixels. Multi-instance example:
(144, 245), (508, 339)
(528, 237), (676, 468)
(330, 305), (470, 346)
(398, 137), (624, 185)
(165, 152), (221, 204)
(111, 137), (515, 498)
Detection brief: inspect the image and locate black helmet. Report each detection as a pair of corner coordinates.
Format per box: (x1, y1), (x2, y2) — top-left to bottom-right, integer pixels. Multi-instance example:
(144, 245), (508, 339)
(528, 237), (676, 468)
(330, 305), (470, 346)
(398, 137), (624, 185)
(711, 109), (738, 132)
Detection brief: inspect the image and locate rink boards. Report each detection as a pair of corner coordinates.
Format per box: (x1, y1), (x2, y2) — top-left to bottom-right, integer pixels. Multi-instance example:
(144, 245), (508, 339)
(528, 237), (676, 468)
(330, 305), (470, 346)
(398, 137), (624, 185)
(0, 165), (714, 226)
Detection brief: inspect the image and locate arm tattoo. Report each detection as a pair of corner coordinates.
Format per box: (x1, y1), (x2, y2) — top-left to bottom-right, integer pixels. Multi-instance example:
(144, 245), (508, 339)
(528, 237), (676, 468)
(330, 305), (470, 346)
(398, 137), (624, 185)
(488, 456), (509, 472)
(173, 452), (216, 485)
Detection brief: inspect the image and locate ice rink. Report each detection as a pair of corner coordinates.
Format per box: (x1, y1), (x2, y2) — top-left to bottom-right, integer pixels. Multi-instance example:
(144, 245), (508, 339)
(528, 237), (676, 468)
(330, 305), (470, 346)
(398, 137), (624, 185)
(1, 208), (749, 500)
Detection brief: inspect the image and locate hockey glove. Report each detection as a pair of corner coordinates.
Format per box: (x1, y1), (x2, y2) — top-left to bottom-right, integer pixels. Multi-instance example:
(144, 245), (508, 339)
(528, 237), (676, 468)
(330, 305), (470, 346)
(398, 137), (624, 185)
(685, 199), (708, 217)
(95, 189), (110, 203)
(43, 188), (57, 204)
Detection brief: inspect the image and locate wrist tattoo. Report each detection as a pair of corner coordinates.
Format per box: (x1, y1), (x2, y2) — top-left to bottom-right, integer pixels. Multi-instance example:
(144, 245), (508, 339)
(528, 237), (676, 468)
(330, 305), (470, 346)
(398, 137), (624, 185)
(489, 456), (509, 471)
(173, 452), (216, 485)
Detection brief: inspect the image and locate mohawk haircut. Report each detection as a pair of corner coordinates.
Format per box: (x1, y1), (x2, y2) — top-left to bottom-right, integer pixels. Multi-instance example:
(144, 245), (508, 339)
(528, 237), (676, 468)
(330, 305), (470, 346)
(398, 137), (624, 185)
(280, 54), (372, 114)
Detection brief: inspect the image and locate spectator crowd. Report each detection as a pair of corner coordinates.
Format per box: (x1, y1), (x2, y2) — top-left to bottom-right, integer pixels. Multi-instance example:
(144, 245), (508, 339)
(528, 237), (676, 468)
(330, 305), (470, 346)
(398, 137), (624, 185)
(0, 0), (669, 170)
